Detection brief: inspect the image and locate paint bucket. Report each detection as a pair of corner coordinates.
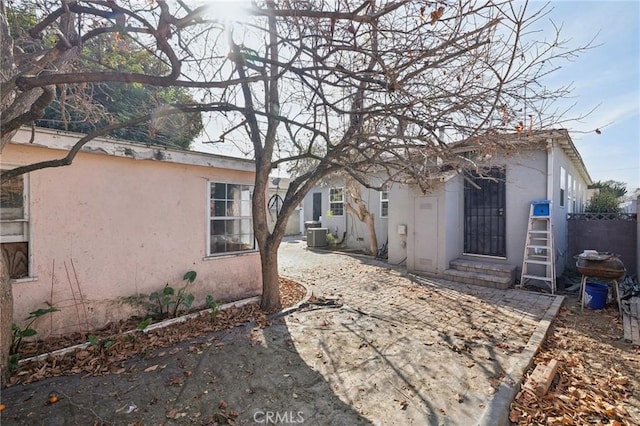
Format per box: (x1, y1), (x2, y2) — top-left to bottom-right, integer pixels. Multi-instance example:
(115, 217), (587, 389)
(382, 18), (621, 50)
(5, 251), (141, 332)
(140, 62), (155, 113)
(584, 282), (608, 310)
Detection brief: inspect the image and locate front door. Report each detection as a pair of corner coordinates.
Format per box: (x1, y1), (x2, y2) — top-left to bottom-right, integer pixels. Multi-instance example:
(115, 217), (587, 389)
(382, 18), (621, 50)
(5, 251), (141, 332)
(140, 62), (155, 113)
(312, 192), (322, 221)
(464, 168), (506, 257)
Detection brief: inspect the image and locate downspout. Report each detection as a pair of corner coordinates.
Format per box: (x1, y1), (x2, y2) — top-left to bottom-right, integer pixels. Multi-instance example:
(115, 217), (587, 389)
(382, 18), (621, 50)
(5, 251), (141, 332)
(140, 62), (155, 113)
(546, 138), (556, 275)
(546, 138), (554, 201)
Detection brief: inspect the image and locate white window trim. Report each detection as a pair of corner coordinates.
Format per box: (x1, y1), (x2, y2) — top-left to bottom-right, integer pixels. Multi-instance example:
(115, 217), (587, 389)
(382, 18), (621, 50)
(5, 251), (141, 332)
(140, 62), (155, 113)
(206, 181), (256, 257)
(567, 173), (573, 213)
(1, 165), (33, 279)
(380, 189), (389, 218)
(329, 187), (344, 217)
(559, 166), (566, 208)
(0, 168), (29, 243)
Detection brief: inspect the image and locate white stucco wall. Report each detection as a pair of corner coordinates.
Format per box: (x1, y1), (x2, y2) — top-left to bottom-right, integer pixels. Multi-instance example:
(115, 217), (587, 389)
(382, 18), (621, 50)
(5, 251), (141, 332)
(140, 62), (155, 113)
(302, 176), (389, 254)
(2, 137), (261, 336)
(549, 142), (591, 275)
(387, 184), (411, 265)
(399, 137), (590, 280)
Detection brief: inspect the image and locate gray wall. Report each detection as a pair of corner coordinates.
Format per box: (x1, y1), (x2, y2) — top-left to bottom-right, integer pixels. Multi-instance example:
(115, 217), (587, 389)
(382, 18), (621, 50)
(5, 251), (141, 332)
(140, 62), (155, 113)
(458, 149), (548, 275)
(567, 214), (638, 276)
(549, 143), (590, 276)
(402, 138), (591, 280)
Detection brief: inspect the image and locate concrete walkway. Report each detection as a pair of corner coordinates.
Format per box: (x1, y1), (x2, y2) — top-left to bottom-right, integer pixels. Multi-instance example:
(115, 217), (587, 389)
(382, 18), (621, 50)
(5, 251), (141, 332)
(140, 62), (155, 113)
(279, 237), (563, 425)
(0, 238), (563, 425)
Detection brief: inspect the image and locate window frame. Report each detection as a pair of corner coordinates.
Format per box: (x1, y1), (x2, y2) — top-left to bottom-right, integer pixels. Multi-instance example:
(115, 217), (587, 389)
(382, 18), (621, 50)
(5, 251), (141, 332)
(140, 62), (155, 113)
(567, 173), (573, 213)
(559, 166), (566, 208)
(207, 181), (256, 256)
(329, 187), (344, 217)
(380, 188), (389, 218)
(0, 169), (29, 244)
(1, 166), (32, 279)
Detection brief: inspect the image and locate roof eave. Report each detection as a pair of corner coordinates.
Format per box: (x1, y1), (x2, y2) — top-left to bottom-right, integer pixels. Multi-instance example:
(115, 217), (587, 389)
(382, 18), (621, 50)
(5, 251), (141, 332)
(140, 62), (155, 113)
(9, 127), (256, 173)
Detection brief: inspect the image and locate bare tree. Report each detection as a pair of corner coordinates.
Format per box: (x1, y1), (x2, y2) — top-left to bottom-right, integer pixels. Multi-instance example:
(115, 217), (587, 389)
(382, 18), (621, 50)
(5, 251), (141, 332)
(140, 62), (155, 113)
(344, 175), (379, 256)
(1, 0), (592, 380)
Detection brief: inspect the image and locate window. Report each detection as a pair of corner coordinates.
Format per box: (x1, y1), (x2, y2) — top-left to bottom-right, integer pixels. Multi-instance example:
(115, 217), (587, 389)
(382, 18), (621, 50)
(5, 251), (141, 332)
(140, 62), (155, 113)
(578, 183), (583, 212)
(380, 188), (389, 218)
(329, 188), (344, 216)
(559, 167), (566, 208)
(567, 173), (573, 213)
(572, 177), (577, 213)
(208, 182), (254, 255)
(1, 172), (30, 278)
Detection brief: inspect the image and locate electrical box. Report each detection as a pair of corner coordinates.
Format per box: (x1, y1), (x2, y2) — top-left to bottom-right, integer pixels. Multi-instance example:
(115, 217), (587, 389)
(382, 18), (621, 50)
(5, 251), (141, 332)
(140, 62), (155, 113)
(397, 224), (407, 235)
(307, 228), (328, 247)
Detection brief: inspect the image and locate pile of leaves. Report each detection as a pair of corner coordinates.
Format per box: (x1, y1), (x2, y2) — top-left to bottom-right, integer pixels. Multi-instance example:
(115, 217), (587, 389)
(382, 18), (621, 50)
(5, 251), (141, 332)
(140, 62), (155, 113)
(510, 300), (640, 425)
(8, 278), (306, 387)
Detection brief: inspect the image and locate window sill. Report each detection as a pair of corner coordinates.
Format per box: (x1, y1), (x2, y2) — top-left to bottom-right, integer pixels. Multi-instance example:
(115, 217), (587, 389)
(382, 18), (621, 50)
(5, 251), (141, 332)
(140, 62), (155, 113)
(203, 250), (259, 261)
(11, 276), (38, 284)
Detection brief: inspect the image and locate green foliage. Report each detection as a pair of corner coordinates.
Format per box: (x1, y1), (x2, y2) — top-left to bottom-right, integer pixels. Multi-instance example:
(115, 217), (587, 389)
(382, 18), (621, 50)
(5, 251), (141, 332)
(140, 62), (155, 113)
(5, 6), (202, 148)
(8, 354), (19, 372)
(149, 284), (175, 318)
(149, 271), (198, 319)
(205, 295), (220, 323)
(87, 334), (113, 349)
(325, 232), (338, 248)
(586, 181), (626, 213)
(137, 318), (152, 331)
(10, 306), (59, 355)
(591, 180), (627, 198)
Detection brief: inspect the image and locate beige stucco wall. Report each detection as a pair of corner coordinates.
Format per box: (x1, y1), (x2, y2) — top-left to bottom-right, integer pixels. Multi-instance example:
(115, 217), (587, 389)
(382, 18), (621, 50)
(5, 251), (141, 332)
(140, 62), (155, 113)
(2, 141), (261, 336)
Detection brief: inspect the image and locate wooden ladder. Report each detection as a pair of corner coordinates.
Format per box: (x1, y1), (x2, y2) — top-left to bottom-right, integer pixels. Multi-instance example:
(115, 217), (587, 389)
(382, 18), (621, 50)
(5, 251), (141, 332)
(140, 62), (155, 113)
(520, 202), (556, 294)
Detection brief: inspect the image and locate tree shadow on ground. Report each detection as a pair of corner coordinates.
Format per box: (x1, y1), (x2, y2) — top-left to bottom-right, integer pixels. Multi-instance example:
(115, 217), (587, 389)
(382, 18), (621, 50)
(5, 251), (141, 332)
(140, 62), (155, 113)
(0, 317), (370, 425)
(279, 245), (563, 424)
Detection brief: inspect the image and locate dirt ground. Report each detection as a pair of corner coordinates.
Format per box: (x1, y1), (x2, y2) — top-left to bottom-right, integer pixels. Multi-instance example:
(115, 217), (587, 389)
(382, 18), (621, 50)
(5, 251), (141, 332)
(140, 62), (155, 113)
(1, 271), (639, 425)
(511, 295), (640, 425)
(3, 278), (307, 388)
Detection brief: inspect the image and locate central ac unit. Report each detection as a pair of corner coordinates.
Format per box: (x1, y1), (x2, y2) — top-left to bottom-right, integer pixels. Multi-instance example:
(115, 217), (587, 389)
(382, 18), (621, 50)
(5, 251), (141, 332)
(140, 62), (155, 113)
(307, 228), (328, 248)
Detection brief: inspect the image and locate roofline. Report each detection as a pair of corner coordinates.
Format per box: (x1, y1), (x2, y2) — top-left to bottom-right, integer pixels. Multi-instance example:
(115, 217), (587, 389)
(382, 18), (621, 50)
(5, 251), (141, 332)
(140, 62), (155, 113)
(448, 129), (592, 185)
(9, 127), (256, 173)
(553, 129), (593, 186)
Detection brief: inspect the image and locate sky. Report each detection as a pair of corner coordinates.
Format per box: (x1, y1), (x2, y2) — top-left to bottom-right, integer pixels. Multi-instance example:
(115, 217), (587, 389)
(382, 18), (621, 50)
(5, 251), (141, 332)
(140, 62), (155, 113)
(192, 0), (640, 193)
(540, 0), (640, 193)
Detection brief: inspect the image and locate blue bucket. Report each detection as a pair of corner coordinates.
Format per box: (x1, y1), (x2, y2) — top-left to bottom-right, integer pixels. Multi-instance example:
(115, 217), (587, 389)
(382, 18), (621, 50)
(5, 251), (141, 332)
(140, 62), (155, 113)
(585, 282), (608, 310)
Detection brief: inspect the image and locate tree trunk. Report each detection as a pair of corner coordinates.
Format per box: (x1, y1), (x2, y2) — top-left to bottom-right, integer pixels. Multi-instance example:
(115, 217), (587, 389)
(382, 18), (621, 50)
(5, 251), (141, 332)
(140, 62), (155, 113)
(0, 256), (13, 388)
(365, 213), (378, 256)
(259, 239), (281, 312)
(345, 177), (379, 256)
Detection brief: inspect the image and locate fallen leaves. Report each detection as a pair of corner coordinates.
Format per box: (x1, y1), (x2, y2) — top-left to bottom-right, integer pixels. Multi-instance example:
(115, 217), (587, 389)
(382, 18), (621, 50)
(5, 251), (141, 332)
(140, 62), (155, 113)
(143, 364), (159, 373)
(9, 279), (307, 387)
(510, 304), (639, 425)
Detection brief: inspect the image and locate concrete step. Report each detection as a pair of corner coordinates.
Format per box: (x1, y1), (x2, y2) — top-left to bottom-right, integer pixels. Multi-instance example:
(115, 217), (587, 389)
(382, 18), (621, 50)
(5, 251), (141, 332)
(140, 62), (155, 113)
(443, 269), (513, 290)
(449, 259), (516, 281)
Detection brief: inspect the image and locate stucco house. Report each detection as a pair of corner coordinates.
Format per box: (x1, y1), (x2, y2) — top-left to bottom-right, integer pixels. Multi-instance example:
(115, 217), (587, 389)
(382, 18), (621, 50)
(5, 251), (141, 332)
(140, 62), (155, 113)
(302, 174), (389, 254)
(304, 130), (592, 290)
(268, 175), (303, 236)
(1, 127), (262, 337)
